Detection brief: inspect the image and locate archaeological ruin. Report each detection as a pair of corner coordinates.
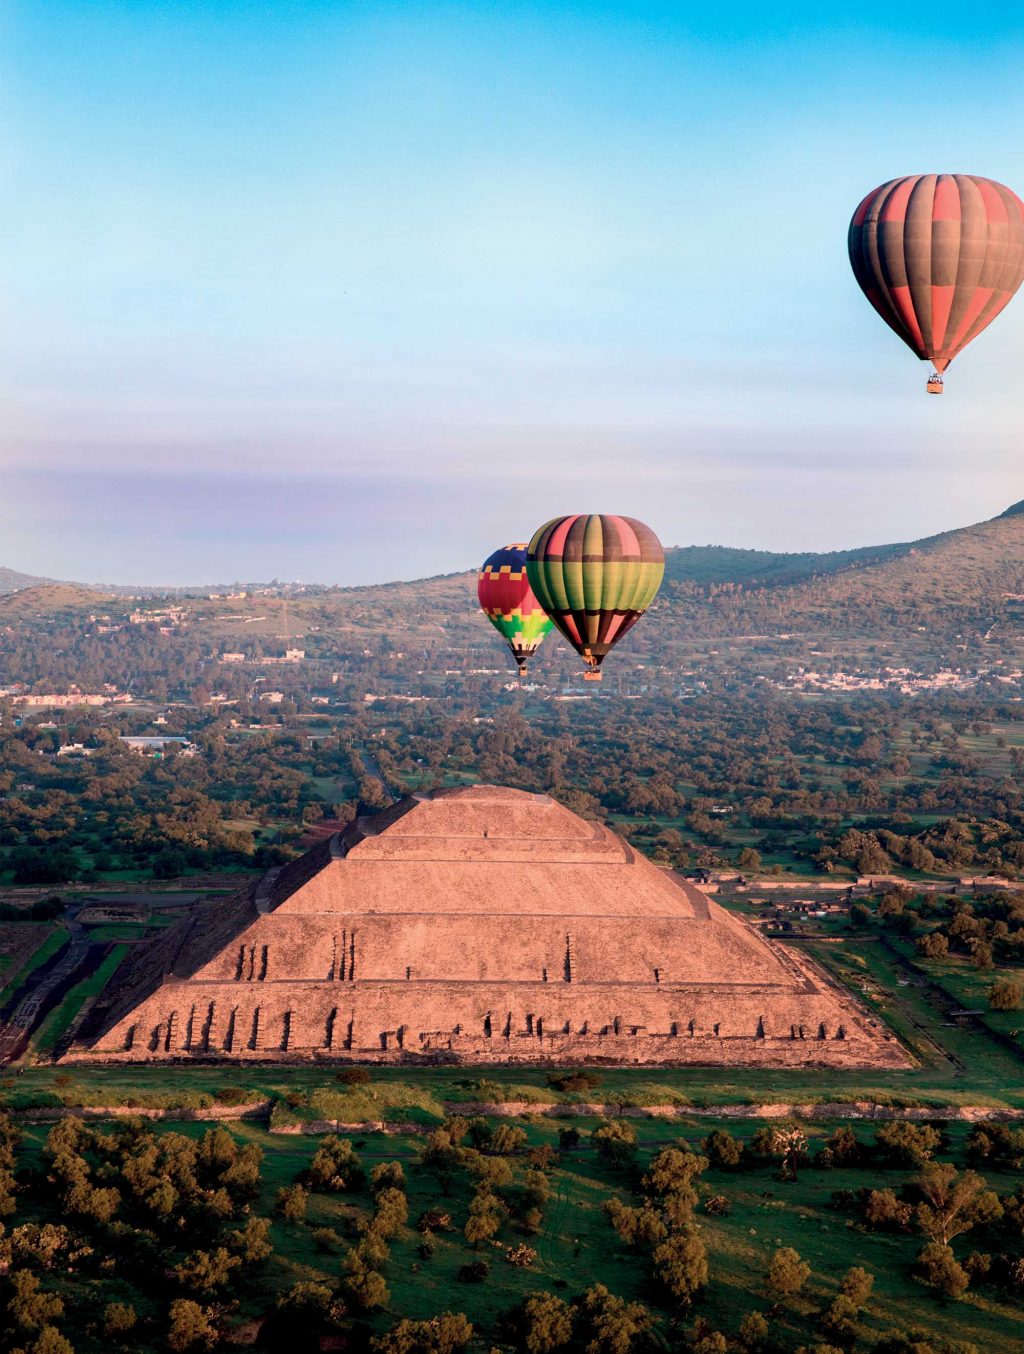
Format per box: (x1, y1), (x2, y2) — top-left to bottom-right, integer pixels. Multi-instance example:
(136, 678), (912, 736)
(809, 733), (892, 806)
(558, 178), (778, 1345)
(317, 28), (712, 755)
(69, 785), (907, 1067)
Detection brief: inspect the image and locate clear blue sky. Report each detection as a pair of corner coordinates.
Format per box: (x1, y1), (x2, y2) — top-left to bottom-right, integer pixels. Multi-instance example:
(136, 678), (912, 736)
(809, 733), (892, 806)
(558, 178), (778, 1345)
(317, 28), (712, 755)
(2, 1), (1023, 584)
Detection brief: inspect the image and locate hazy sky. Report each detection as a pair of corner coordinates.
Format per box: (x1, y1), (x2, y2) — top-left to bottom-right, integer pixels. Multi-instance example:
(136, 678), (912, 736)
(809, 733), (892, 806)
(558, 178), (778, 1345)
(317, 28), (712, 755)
(2, 1), (1024, 585)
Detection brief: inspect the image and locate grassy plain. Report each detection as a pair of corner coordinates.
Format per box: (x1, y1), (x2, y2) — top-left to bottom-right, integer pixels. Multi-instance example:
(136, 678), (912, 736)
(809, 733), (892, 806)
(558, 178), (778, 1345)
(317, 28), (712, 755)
(9, 1113), (1024, 1352)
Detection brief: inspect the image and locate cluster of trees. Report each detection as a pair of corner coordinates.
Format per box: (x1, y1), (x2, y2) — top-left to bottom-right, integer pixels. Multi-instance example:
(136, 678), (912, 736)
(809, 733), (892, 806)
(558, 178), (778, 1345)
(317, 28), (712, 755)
(1, 1114), (270, 1352)
(848, 886), (1024, 1009)
(2, 1107), (1022, 1352)
(9, 634), (1024, 883)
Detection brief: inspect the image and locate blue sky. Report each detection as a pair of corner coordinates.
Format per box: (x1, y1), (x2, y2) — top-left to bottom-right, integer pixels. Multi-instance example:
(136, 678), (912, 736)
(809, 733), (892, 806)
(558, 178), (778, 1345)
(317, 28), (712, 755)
(2, 1), (1024, 585)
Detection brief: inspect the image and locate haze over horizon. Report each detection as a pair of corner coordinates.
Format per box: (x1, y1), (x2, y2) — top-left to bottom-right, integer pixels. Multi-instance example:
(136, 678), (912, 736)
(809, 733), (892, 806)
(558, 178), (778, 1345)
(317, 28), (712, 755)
(2, 1), (1024, 587)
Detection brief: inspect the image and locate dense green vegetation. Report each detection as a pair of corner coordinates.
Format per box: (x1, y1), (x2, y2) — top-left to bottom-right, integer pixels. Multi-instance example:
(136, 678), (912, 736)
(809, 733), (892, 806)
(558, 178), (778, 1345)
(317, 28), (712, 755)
(1, 1103), (1022, 1353)
(8, 691), (1024, 884)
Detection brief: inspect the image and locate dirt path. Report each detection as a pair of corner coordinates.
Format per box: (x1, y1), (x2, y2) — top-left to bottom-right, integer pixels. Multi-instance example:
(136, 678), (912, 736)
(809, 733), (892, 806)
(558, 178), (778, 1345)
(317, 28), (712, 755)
(8, 1098), (1024, 1127)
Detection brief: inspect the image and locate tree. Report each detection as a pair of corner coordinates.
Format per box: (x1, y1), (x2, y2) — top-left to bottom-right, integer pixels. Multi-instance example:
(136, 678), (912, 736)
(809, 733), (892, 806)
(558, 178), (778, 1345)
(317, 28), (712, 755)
(342, 1252), (389, 1311)
(914, 1162), (1002, 1246)
(275, 1183), (308, 1221)
(370, 1314), (474, 1354)
(102, 1303), (137, 1340)
(464, 1191), (504, 1248)
(652, 1229), (708, 1308)
(173, 1246), (241, 1292)
(875, 1122), (940, 1168)
(738, 1311), (770, 1349)
(593, 1122), (638, 1169)
(816, 1126), (861, 1169)
(737, 847), (761, 872)
(701, 1129), (742, 1169)
(574, 1284), (652, 1354)
(228, 1215), (273, 1266)
(508, 1292), (573, 1353)
(309, 1136), (364, 1192)
(275, 1282), (345, 1340)
(839, 1266), (873, 1307)
(371, 1161), (406, 1195)
(643, 1146), (707, 1197)
(558, 1127), (581, 1153)
(23, 1330), (75, 1354)
(7, 1272), (64, 1334)
(916, 931), (949, 960)
(604, 1198), (667, 1247)
(863, 1189), (912, 1232)
(915, 1242), (969, 1299)
(166, 1299), (218, 1352)
(766, 1246), (811, 1298)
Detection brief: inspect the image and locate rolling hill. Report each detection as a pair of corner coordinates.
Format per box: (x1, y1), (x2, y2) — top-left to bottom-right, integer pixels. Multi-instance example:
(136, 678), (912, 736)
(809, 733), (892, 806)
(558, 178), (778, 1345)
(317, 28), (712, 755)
(4, 502), (1024, 654)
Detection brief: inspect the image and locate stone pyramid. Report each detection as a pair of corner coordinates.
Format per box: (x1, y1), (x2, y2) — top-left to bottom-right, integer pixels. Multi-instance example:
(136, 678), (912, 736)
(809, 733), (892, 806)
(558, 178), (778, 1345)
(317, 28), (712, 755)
(71, 786), (905, 1067)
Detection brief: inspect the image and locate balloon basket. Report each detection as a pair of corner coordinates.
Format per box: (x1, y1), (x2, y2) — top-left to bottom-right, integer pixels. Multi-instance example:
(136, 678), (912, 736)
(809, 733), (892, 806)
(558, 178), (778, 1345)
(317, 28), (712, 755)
(926, 374), (944, 394)
(583, 671), (602, 682)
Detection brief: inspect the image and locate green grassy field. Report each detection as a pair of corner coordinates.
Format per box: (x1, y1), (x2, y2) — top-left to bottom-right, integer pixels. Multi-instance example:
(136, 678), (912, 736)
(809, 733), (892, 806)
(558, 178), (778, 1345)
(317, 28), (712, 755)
(9, 1113), (1024, 1352)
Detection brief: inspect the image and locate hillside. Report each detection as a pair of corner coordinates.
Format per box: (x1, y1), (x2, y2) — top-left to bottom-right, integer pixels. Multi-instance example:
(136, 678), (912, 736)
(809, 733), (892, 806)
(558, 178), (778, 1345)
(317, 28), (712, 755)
(0, 566), (56, 594)
(0, 583), (115, 620)
(652, 510), (1024, 642)
(4, 505), (1024, 664)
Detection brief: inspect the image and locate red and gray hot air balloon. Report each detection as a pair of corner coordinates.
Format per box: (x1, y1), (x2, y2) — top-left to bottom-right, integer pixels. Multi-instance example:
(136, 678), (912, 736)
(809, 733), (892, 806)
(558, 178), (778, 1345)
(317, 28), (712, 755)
(848, 174), (1024, 392)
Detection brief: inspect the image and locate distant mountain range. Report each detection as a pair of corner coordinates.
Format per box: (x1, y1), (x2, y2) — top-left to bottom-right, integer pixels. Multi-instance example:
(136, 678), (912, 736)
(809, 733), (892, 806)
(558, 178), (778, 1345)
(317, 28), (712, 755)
(5, 502), (1024, 647)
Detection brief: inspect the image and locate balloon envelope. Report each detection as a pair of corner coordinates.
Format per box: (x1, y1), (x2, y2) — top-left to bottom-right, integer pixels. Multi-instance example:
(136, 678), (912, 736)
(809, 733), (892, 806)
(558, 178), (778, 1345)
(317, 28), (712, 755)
(526, 515), (664, 676)
(848, 174), (1024, 375)
(477, 543), (554, 672)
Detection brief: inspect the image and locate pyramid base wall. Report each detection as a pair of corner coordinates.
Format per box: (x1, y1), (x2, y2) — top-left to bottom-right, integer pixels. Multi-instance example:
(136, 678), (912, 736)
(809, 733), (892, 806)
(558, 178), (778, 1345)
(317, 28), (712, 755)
(69, 972), (909, 1070)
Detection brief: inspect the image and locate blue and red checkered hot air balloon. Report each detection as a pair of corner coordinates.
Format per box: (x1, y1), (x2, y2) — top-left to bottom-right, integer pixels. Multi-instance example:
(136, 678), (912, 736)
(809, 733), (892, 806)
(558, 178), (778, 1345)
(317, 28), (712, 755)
(477, 543), (553, 678)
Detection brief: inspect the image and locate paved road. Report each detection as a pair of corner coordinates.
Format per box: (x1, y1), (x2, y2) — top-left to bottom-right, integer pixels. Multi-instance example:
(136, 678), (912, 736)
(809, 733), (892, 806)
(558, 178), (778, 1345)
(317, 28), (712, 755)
(361, 748), (400, 804)
(0, 912), (91, 1064)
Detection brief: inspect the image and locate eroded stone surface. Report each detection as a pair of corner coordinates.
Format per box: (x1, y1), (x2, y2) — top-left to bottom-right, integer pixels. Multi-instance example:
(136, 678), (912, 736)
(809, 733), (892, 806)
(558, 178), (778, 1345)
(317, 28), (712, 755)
(67, 786), (907, 1068)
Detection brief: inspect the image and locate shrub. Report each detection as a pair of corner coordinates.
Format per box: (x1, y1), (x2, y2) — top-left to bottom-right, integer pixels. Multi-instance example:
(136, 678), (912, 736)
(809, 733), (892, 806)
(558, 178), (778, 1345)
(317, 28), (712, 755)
(546, 1071), (602, 1093)
(989, 978), (1024, 1011)
(874, 1122), (940, 1168)
(311, 1226), (343, 1253)
(214, 1086), (255, 1106)
(335, 1066), (371, 1084)
(458, 1260), (489, 1283)
(417, 1208), (452, 1233)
